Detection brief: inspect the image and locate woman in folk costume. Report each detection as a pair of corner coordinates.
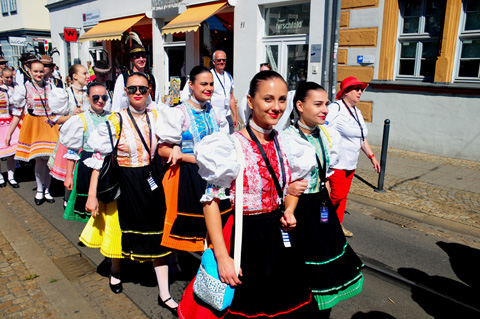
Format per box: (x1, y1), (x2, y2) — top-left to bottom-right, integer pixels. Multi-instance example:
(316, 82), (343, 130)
(282, 82), (364, 318)
(178, 71), (320, 319)
(62, 82), (110, 223)
(0, 67), (19, 188)
(48, 64), (89, 208)
(60, 82), (122, 294)
(5, 60), (68, 205)
(84, 73), (177, 314)
(157, 65), (230, 253)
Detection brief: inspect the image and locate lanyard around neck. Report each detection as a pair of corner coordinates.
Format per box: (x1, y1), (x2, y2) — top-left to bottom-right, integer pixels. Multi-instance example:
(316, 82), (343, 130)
(294, 121), (327, 186)
(213, 70), (226, 97)
(342, 99), (364, 142)
(70, 87), (83, 108)
(246, 124), (286, 201)
(126, 107), (152, 165)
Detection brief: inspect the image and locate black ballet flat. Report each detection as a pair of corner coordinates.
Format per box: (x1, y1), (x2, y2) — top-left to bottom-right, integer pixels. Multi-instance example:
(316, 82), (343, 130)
(8, 179), (19, 188)
(34, 192), (45, 205)
(44, 193), (55, 204)
(158, 296), (178, 317)
(109, 273), (122, 294)
(0, 180), (5, 188)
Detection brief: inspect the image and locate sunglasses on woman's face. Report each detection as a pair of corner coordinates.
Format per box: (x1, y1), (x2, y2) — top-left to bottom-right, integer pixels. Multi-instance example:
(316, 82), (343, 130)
(92, 94), (109, 103)
(349, 87), (364, 92)
(126, 85), (149, 95)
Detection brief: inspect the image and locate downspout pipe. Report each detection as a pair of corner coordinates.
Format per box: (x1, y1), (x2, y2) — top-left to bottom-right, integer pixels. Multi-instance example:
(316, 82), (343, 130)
(323, 0), (333, 99)
(330, 0), (342, 101)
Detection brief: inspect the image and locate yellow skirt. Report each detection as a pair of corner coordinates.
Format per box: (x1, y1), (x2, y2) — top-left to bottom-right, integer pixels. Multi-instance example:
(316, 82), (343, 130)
(15, 113), (59, 161)
(79, 201), (124, 259)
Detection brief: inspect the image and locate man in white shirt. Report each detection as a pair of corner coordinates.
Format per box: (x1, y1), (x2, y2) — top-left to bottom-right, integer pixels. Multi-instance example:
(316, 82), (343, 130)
(210, 50), (237, 133)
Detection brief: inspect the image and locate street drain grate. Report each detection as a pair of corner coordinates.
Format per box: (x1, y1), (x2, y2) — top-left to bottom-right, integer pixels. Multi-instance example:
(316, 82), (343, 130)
(53, 254), (95, 281)
(371, 210), (414, 227)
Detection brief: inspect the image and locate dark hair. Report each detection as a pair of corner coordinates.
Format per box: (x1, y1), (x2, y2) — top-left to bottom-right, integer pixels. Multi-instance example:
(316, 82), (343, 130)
(259, 63), (272, 71)
(293, 82), (326, 114)
(189, 65), (211, 83)
(125, 71), (148, 85)
(86, 82), (106, 95)
(248, 70), (286, 98)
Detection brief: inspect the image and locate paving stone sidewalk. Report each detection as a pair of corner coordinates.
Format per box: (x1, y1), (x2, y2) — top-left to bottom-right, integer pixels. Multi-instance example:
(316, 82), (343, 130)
(0, 186), (148, 319)
(350, 146), (480, 233)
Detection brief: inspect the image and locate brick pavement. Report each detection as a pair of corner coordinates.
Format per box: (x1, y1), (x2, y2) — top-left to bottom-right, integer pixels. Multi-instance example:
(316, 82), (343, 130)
(0, 186), (149, 319)
(350, 145), (480, 231)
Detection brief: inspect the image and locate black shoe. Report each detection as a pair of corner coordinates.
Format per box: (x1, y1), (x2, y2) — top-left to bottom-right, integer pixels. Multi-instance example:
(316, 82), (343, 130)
(7, 179), (19, 188)
(0, 180), (5, 188)
(34, 192), (45, 205)
(109, 274), (122, 294)
(44, 193), (55, 203)
(158, 296), (178, 317)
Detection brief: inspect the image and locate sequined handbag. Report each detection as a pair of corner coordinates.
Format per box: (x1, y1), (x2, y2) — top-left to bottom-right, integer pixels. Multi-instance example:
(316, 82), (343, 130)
(193, 135), (244, 311)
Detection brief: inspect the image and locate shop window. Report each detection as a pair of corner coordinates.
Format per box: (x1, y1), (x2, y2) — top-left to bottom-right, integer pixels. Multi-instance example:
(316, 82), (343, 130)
(264, 3), (310, 36)
(396, 0), (445, 80)
(455, 0), (480, 81)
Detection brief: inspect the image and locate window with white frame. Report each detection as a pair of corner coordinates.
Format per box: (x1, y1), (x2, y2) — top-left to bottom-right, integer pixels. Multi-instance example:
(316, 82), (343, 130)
(9, 0), (17, 13)
(1, 0), (9, 14)
(455, 0), (480, 81)
(396, 0), (445, 80)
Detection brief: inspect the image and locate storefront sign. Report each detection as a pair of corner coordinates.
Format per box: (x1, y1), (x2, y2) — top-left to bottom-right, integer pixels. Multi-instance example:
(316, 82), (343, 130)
(265, 3), (310, 36)
(64, 28), (78, 42)
(8, 36), (26, 46)
(311, 44), (322, 63)
(83, 9), (100, 27)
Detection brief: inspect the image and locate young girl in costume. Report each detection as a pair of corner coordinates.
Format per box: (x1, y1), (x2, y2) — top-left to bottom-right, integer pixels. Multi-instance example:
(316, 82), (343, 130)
(6, 60), (67, 205)
(283, 82), (364, 318)
(0, 68), (19, 188)
(48, 64), (88, 208)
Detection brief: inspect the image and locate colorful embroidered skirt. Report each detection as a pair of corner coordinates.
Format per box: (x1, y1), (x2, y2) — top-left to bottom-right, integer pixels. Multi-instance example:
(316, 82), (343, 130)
(295, 191), (364, 310)
(48, 140), (68, 181)
(0, 117), (19, 158)
(14, 114), (59, 161)
(79, 201), (124, 259)
(161, 162), (231, 252)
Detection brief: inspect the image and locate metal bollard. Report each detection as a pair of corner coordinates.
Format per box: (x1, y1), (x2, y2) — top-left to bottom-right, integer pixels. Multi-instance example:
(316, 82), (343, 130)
(375, 119), (390, 193)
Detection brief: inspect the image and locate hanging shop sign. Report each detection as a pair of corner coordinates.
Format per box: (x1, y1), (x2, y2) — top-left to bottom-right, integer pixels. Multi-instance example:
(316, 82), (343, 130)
(64, 28), (78, 42)
(8, 36), (26, 46)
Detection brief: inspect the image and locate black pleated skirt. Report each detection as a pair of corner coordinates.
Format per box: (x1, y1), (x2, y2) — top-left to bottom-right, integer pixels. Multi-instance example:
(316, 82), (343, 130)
(118, 159), (171, 261)
(295, 191), (364, 310)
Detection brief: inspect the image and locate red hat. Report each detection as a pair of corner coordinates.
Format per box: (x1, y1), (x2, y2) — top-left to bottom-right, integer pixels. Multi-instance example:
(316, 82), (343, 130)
(336, 76), (368, 100)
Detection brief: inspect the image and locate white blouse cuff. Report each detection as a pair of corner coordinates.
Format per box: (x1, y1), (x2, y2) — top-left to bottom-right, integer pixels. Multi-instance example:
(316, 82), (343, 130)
(63, 149), (80, 161)
(200, 185), (233, 203)
(83, 152), (104, 170)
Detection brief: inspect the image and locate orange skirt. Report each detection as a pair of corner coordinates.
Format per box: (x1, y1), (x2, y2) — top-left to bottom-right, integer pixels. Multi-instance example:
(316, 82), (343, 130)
(15, 114), (59, 161)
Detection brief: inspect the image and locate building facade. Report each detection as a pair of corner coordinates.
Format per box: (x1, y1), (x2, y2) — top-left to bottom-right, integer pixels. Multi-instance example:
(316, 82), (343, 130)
(0, 0), (51, 68)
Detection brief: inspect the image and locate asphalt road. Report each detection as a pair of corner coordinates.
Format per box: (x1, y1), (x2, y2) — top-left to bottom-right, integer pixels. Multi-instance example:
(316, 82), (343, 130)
(5, 165), (480, 319)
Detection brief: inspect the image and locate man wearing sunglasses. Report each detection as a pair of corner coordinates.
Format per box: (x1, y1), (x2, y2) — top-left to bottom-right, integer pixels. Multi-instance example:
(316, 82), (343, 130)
(0, 55), (7, 70)
(112, 44), (159, 112)
(211, 50), (237, 134)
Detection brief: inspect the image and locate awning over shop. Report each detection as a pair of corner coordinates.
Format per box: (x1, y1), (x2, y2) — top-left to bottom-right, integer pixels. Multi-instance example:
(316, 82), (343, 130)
(162, 1), (228, 35)
(78, 14), (145, 42)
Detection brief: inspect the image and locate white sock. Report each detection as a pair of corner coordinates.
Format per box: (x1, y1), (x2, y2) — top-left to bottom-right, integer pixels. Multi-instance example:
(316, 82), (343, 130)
(153, 258), (177, 308)
(7, 156), (15, 181)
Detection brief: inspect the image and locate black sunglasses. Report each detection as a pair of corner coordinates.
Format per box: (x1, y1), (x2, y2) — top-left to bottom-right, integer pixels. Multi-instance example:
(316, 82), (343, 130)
(133, 54), (146, 59)
(92, 94), (109, 103)
(215, 59), (226, 62)
(126, 85), (149, 95)
(0, 62), (7, 65)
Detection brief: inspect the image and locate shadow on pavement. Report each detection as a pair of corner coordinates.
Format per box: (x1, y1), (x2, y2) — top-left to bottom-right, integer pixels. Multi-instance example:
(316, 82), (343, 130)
(398, 259), (480, 319)
(351, 311), (396, 318)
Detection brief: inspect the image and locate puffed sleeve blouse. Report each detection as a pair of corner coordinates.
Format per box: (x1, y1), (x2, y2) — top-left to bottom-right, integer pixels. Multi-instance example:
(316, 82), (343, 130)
(195, 131), (316, 214)
(84, 109), (160, 170)
(282, 125), (340, 194)
(156, 101), (226, 154)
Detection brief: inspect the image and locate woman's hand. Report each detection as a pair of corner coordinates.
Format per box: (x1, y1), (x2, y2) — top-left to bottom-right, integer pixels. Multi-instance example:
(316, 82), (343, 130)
(167, 145), (182, 165)
(64, 175), (73, 191)
(371, 156), (381, 173)
(85, 195), (99, 218)
(217, 255), (242, 287)
(4, 133), (11, 147)
(280, 208), (297, 231)
(287, 179), (308, 196)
